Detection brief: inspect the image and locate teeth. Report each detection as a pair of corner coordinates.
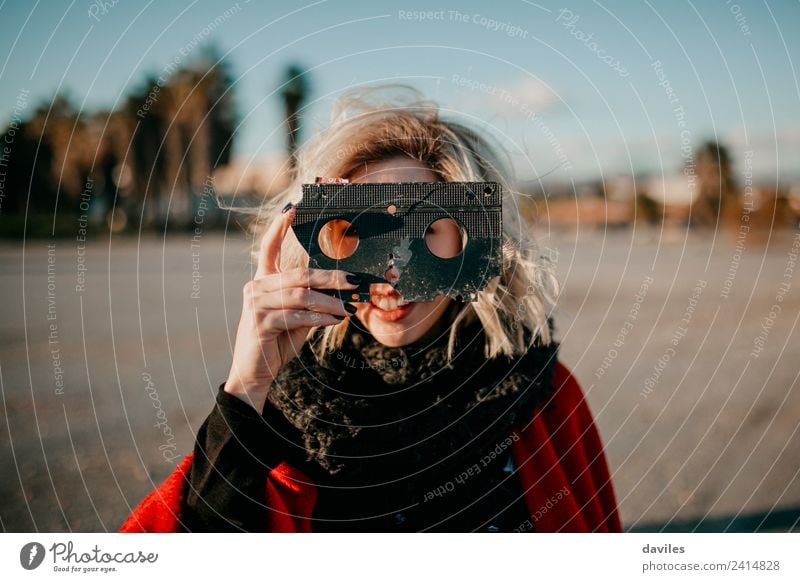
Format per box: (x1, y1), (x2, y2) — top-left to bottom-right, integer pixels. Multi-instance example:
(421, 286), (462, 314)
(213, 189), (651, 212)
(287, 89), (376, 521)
(370, 295), (410, 310)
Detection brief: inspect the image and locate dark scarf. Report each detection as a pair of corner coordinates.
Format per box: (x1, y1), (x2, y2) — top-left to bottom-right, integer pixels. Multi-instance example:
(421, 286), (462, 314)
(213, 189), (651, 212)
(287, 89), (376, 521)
(267, 300), (559, 492)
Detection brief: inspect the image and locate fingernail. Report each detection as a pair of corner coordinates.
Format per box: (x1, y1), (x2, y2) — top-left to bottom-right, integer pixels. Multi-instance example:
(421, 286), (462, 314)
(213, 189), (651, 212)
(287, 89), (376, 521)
(345, 274), (362, 285)
(281, 202), (294, 214)
(332, 315), (346, 321)
(344, 302), (358, 314)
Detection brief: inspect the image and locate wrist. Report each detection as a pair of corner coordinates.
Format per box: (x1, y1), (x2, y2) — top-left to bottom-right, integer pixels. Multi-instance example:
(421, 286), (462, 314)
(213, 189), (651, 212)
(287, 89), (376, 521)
(223, 376), (272, 414)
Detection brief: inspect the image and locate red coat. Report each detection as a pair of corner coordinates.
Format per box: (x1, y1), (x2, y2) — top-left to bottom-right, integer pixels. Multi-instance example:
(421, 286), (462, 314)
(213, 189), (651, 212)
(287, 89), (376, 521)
(120, 361), (622, 533)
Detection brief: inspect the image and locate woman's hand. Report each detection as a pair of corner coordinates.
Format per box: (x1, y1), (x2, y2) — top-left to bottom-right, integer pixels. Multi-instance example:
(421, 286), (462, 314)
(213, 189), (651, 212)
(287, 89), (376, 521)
(223, 204), (359, 413)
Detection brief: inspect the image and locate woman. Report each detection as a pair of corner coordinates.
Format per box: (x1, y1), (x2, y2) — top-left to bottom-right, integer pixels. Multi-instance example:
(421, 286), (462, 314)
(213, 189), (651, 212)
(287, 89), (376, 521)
(120, 85), (622, 533)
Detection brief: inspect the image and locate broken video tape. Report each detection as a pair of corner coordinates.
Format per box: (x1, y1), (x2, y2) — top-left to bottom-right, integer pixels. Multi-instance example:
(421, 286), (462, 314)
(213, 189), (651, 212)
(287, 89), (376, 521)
(289, 181), (503, 302)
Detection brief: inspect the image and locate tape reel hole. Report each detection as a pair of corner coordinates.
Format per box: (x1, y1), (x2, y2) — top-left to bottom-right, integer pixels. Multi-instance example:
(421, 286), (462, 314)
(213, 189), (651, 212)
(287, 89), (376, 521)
(425, 217), (467, 259)
(318, 219), (359, 259)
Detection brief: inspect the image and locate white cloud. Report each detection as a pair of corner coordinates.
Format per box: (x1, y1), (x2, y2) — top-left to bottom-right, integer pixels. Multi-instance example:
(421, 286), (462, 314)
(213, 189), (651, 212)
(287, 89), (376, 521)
(452, 75), (561, 117)
(488, 77), (561, 115)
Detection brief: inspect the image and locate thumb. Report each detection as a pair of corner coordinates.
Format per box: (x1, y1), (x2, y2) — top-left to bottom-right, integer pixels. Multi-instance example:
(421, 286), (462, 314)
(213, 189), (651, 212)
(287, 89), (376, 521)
(255, 203), (296, 279)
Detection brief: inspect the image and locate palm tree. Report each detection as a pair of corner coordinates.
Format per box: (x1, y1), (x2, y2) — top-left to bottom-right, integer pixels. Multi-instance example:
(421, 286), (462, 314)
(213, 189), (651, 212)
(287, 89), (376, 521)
(691, 141), (735, 228)
(280, 64), (310, 172)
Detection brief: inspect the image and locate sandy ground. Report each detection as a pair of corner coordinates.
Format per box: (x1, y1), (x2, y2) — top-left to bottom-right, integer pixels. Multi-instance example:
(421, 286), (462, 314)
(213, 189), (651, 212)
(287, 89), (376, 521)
(1, 224), (798, 532)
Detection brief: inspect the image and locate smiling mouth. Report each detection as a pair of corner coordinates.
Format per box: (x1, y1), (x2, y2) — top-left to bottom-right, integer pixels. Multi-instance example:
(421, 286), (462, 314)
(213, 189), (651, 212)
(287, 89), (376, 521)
(369, 294), (411, 310)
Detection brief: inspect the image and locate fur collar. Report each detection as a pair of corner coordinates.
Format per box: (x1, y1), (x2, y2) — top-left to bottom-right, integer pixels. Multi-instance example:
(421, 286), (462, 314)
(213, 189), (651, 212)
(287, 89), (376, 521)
(267, 302), (559, 486)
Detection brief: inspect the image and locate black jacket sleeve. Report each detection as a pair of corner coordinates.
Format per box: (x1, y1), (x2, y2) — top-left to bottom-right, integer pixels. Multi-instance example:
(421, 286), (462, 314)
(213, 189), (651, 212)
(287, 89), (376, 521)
(180, 383), (307, 532)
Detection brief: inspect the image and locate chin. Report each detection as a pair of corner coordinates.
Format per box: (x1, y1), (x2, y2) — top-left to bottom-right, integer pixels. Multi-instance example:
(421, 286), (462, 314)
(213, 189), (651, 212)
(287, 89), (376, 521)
(363, 304), (444, 346)
(365, 312), (419, 340)
(369, 333), (415, 348)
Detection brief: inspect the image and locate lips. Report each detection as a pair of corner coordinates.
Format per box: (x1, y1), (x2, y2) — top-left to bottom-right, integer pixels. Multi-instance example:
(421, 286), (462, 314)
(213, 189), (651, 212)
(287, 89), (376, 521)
(368, 287), (414, 321)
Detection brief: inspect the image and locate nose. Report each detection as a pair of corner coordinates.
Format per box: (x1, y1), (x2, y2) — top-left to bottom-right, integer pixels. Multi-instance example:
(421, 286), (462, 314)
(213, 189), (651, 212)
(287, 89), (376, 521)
(384, 264), (399, 283)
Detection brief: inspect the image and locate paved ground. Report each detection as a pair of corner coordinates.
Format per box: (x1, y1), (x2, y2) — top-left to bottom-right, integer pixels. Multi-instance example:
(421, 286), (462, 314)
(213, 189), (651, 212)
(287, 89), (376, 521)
(1, 224), (798, 532)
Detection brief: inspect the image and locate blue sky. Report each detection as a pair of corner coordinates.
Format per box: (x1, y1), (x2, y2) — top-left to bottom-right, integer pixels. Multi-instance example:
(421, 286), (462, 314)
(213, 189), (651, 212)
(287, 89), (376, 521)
(1, 0), (798, 181)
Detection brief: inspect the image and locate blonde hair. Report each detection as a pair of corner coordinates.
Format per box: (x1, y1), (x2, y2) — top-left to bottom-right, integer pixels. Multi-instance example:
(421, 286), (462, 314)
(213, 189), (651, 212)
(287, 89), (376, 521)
(225, 84), (559, 361)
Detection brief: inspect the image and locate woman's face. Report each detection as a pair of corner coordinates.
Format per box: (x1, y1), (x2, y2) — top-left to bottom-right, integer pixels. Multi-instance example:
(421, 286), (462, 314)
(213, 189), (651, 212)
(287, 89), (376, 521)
(343, 155), (462, 347)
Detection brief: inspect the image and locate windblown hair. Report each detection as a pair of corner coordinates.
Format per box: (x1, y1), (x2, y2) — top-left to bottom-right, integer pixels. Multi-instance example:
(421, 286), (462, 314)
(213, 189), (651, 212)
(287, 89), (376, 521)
(225, 84), (560, 362)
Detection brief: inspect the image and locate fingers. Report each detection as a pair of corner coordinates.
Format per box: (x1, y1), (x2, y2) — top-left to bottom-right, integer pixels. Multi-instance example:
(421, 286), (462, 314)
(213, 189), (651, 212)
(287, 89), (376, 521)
(252, 267), (360, 294)
(244, 282), (355, 317)
(258, 309), (346, 333)
(255, 203), (296, 279)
